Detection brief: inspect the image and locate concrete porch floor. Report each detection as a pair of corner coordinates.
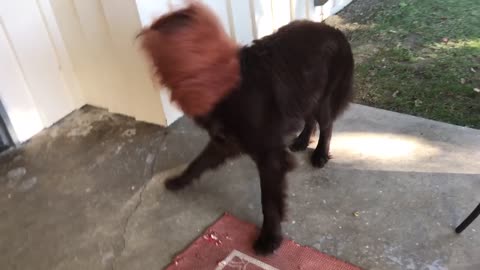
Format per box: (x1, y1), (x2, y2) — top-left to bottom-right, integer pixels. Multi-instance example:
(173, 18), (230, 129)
(0, 105), (479, 270)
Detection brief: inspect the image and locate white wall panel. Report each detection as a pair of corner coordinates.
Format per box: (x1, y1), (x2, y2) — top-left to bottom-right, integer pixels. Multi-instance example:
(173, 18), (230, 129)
(37, 0), (85, 109)
(272, 0), (291, 30)
(252, 0), (274, 38)
(0, 22), (44, 142)
(1, 0), (75, 127)
(100, 0), (166, 124)
(49, 0), (167, 125)
(229, 0), (254, 44)
(292, 0), (308, 20)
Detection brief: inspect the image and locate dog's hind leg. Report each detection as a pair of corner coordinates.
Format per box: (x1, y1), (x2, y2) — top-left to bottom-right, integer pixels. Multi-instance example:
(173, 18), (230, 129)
(165, 140), (239, 190)
(289, 116), (316, 152)
(310, 63), (353, 168)
(311, 123), (332, 168)
(311, 107), (333, 168)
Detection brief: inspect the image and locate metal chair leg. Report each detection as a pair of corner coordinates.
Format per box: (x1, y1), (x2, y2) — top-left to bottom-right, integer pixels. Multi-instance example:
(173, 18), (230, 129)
(455, 203), (480, 234)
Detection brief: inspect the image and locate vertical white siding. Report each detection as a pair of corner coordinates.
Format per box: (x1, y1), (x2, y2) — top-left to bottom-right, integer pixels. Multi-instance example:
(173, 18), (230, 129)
(271, 0), (291, 30)
(229, 0), (351, 42)
(49, 0), (167, 125)
(0, 0), (79, 141)
(229, 1), (255, 44)
(252, 0), (273, 38)
(291, 0), (308, 20)
(0, 22), (44, 142)
(1, 1), (75, 126)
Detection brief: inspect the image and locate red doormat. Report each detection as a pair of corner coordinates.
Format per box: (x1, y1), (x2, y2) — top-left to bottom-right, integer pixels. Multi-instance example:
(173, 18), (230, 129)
(165, 213), (360, 270)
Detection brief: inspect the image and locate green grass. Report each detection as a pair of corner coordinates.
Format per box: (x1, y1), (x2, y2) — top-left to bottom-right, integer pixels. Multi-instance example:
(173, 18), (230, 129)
(351, 0), (480, 128)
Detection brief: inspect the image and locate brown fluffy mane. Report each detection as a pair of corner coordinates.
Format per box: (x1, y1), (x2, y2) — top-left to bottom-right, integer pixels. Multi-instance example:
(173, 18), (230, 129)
(139, 2), (240, 117)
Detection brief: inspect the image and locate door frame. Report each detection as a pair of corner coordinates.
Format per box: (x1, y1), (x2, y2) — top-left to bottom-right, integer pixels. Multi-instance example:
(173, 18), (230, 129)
(0, 99), (18, 150)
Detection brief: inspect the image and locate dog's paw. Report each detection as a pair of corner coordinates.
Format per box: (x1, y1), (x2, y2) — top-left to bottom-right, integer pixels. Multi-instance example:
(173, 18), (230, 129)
(289, 139), (309, 152)
(311, 152), (331, 168)
(164, 176), (192, 191)
(253, 233), (283, 255)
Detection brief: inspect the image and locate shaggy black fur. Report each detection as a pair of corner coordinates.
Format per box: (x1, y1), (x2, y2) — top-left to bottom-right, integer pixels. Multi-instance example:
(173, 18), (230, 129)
(165, 21), (354, 255)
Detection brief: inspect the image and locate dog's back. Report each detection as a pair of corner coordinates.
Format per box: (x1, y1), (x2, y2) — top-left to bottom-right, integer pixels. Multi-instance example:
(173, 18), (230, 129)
(211, 21), (353, 148)
(238, 21), (353, 125)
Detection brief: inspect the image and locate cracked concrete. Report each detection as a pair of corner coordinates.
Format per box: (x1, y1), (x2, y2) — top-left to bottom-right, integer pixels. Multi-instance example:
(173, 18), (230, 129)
(112, 180), (148, 270)
(112, 154), (159, 270)
(0, 105), (479, 270)
(0, 106), (166, 270)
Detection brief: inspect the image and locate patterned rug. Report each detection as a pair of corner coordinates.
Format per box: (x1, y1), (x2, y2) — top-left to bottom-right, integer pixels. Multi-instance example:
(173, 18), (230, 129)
(165, 213), (360, 270)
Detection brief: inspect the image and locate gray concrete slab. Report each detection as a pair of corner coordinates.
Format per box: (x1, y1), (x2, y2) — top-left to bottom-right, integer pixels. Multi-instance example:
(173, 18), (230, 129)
(0, 104), (479, 270)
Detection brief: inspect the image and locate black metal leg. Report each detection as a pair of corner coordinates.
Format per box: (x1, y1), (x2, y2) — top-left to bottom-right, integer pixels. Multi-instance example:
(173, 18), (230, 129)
(455, 203), (480, 234)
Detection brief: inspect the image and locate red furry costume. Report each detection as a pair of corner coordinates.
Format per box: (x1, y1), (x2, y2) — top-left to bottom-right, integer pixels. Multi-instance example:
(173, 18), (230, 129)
(139, 2), (239, 116)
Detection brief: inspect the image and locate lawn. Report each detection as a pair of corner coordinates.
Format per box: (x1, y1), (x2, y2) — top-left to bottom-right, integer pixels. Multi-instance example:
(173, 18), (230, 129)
(330, 0), (480, 128)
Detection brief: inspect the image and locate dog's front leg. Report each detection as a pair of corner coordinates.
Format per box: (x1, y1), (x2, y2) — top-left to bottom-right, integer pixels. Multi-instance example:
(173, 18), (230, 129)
(165, 140), (238, 190)
(253, 149), (291, 255)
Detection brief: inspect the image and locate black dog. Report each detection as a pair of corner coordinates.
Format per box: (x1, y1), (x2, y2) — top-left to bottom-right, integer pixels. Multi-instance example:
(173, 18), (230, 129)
(140, 3), (354, 255)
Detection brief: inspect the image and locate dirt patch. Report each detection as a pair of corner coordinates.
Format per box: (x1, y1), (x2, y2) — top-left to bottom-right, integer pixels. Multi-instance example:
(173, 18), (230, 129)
(325, 0), (399, 26)
(403, 33), (423, 50)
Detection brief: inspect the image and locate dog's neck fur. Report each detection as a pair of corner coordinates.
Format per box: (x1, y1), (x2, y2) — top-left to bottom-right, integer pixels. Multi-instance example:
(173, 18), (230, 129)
(193, 47), (251, 116)
(140, 2), (241, 117)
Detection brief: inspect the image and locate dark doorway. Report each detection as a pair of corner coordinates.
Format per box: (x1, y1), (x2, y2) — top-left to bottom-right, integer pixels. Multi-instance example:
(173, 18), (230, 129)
(0, 100), (17, 153)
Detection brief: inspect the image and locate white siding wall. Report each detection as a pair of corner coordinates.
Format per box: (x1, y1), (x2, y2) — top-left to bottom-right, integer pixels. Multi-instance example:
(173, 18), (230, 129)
(48, 0), (167, 125)
(1, 0), (169, 143)
(0, 23), (44, 142)
(0, 0), (78, 142)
